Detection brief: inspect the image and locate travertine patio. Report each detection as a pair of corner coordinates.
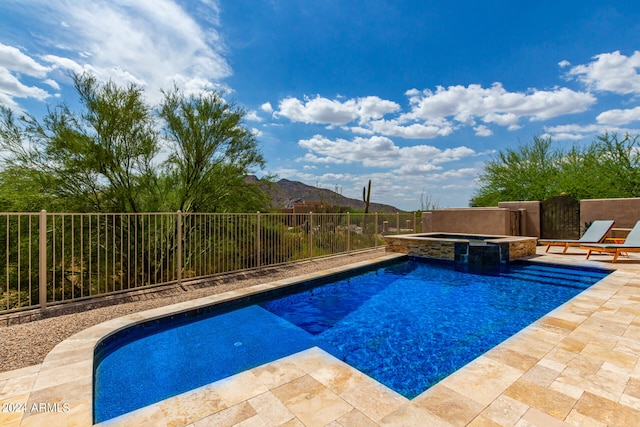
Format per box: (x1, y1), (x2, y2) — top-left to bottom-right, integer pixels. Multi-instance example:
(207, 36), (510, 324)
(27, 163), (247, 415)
(2, 247), (640, 426)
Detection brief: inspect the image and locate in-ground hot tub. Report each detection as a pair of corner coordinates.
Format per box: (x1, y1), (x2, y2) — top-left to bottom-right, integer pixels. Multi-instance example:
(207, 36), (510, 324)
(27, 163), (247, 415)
(383, 232), (537, 270)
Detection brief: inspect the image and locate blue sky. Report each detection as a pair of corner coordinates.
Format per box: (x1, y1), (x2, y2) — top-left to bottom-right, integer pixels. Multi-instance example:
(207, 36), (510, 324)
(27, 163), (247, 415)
(1, 1), (640, 210)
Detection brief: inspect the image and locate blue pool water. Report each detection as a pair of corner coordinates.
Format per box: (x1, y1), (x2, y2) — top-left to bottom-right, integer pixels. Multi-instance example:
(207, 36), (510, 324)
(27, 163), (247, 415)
(93, 259), (609, 422)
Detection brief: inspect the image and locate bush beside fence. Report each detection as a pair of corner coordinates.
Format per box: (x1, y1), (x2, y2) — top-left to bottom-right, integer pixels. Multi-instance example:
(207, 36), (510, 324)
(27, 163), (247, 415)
(0, 211), (418, 314)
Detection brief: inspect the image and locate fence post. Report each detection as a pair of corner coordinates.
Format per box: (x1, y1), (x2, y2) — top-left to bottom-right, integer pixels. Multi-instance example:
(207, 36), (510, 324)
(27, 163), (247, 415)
(347, 212), (351, 253)
(177, 210), (182, 285)
(309, 212), (313, 260)
(256, 211), (261, 269)
(413, 211), (417, 232)
(375, 212), (378, 249)
(39, 210), (47, 309)
(396, 212), (400, 234)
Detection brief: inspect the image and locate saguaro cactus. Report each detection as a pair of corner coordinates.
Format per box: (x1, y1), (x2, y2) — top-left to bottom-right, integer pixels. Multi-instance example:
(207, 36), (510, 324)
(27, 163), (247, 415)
(363, 179), (371, 214)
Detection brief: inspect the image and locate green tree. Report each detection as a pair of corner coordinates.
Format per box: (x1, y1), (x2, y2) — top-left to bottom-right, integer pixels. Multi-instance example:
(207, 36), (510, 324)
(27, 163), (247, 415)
(556, 142), (606, 200)
(0, 73), (269, 213)
(0, 73), (160, 212)
(471, 132), (640, 206)
(471, 136), (562, 206)
(592, 132), (640, 197)
(159, 88), (268, 213)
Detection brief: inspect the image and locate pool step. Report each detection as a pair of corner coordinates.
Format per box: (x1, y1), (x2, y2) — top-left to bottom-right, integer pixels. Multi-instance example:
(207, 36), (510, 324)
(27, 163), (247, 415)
(503, 269), (603, 284)
(513, 263), (607, 280)
(500, 269), (605, 290)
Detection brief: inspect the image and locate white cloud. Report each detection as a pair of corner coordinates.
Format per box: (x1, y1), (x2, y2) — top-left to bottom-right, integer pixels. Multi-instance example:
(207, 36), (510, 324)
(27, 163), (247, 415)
(41, 54), (88, 75)
(0, 43), (50, 77)
(260, 102), (273, 114)
(547, 132), (586, 141)
(65, 0), (229, 83)
(366, 119), (454, 139)
(473, 125), (493, 136)
(275, 81), (595, 140)
(275, 95), (400, 125)
(543, 122), (640, 140)
(596, 106), (640, 125)
(277, 96), (356, 125)
(0, 67), (50, 101)
(2, 0), (231, 106)
(403, 83), (596, 126)
(545, 123), (602, 134)
(43, 79), (60, 90)
(297, 134), (477, 174)
(0, 42), (53, 106)
(567, 51), (640, 95)
(0, 91), (20, 110)
(245, 110), (262, 122)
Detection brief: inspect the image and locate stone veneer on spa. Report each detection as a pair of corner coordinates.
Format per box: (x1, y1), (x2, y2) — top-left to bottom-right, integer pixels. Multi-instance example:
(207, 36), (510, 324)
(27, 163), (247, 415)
(384, 232), (537, 269)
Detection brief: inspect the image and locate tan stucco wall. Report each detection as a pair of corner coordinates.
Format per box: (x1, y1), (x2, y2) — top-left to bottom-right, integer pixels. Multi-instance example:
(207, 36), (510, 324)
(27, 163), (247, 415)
(419, 198), (640, 240)
(498, 201), (541, 237)
(420, 208), (511, 235)
(580, 198), (640, 235)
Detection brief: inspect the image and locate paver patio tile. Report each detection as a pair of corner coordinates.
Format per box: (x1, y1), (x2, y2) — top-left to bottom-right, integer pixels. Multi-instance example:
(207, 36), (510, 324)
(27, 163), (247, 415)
(413, 383), (485, 425)
(480, 395), (529, 427)
(503, 378), (576, 419)
(247, 391), (295, 427)
(573, 391), (640, 425)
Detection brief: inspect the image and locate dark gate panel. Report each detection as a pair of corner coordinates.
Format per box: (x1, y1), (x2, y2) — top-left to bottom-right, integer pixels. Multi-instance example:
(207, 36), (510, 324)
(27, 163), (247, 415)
(509, 210), (522, 236)
(541, 195), (580, 239)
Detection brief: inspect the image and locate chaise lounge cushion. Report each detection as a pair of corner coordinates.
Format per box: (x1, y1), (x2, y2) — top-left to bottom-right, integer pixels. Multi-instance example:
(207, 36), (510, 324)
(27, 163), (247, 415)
(580, 220), (640, 262)
(538, 220), (615, 254)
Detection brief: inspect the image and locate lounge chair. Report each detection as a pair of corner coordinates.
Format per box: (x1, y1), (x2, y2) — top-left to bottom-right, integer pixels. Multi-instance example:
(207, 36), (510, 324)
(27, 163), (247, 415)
(538, 220), (615, 254)
(580, 220), (640, 262)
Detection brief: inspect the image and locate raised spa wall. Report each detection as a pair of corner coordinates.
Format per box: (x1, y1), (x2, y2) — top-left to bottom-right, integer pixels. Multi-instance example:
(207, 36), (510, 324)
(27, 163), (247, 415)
(383, 233), (538, 266)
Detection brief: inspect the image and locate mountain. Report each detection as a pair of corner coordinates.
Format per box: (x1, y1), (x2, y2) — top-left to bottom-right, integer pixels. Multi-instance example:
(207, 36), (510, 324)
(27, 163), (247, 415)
(248, 177), (403, 212)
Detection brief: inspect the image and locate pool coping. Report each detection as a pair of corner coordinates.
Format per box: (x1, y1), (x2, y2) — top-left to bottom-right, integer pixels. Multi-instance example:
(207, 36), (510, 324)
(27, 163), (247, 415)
(4, 249), (640, 426)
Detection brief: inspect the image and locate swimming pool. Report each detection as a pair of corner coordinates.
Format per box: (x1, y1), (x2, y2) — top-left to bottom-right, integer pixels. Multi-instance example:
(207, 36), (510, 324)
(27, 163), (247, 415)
(93, 258), (609, 422)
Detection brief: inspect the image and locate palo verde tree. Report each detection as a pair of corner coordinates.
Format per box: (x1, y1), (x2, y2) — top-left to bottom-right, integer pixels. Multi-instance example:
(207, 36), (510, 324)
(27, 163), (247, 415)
(159, 87), (268, 213)
(471, 132), (640, 206)
(0, 73), (161, 212)
(591, 132), (640, 197)
(471, 135), (562, 206)
(0, 72), (268, 213)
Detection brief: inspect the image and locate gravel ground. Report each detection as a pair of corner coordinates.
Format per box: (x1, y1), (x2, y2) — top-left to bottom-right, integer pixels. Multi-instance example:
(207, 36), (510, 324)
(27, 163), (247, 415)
(0, 249), (387, 373)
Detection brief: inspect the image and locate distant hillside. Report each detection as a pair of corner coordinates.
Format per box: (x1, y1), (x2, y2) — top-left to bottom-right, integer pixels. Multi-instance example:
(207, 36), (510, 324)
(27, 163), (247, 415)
(248, 177), (402, 212)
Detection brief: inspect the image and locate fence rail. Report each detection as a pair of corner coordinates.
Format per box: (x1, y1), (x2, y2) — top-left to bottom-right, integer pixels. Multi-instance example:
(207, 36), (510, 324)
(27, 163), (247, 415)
(0, 211), (419, 314)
